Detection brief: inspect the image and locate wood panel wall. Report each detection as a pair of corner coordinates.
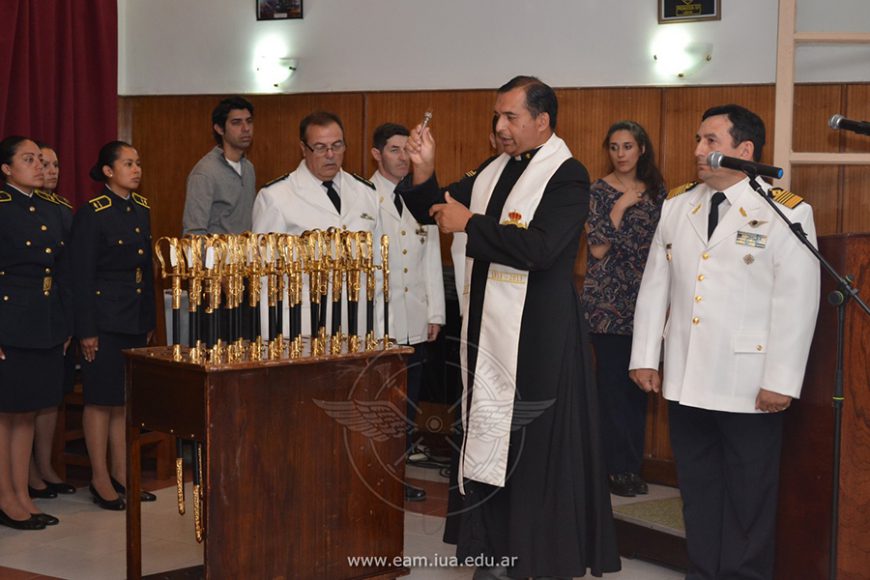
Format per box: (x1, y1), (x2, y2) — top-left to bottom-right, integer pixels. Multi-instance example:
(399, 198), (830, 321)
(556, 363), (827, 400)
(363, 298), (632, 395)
(120, 82), (870, 484)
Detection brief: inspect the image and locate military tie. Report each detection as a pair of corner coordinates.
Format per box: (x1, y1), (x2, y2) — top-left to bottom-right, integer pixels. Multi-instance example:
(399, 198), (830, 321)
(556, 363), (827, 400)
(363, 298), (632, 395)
(707, 191), (727, 240)
(322, 180), (341, 213)
(393, 192), (403, 217)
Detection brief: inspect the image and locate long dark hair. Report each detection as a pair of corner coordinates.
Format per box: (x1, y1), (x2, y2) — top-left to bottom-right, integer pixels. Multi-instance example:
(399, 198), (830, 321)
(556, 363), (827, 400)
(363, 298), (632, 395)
(89, 140), (132, 182)
(603, 121), (665, 200)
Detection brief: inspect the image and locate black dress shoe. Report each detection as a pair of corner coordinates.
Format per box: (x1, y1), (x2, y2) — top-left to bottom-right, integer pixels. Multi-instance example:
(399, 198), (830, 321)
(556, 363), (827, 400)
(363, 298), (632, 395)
(28, 485), (58, 499)
(0, 509), (46, 530)
(404, 484), (426, 502)
(110, 476), (156, 502)
(89, 483), (125, 511)
(608, 473), (636, 497)
(628, 473), (649, 495)
(44, 480), (76, 495)
(30, 513), (60, 526)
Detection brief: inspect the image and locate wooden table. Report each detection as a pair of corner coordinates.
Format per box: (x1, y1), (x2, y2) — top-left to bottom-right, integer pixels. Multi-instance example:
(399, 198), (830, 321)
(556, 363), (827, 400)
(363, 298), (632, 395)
(125, 345), (413, 580)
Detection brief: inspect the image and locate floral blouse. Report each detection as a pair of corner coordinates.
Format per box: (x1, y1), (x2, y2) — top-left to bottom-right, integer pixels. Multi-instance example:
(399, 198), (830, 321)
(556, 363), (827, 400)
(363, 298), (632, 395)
(582, 178), (665, 335)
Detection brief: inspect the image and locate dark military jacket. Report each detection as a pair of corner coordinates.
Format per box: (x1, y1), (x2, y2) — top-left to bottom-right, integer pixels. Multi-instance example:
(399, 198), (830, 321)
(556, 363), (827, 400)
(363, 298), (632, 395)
(0, 184), (73, 348)
(71, 187), (156, 338)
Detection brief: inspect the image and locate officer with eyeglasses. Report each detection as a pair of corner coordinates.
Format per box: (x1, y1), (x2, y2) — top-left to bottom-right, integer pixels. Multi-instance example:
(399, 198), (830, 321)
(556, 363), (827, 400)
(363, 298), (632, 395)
(252, 111), (383, 337)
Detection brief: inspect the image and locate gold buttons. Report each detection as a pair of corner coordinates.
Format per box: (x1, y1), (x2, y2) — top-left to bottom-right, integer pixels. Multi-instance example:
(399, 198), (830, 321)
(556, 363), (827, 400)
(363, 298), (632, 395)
(40, 225), (47, 231)
(401, 230), (406, 236)
(96, 290), (101, 296)
(126, 206), (131, 212)
(402, 249), (407, 255)
(137, 249), (144, 255)
(702, 252), (710, 260)
(756, 345), (764, 352)
(404, 287), (408, 293)
(45, 268), (51, 274)
(45, 248), (52, 254)
(403, 267), (408, 273)
(136, 288), (142, 294)
(694, 295), (702, 302)
(2, 295), (8, 301)
(118, 240), (124, 245)
(135, 227), (141, 233)
(25, 240), (31, 246)
(43, 291), (50, 296)
(692, 317), (700, 325)
(29, 206), (36, 212)
(697, 274), (705, 281)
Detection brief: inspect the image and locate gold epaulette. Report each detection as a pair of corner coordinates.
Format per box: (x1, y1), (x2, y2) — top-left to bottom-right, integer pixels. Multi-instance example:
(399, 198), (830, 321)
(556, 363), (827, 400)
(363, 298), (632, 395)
(465, 169), (477, 178)
(132, 192), (150, 209)
(351, 173), (375, 190)
(769, 187), (804, 209)
(666, 181), (699, 200)
(35, 189), (59, 204)
(263, 173), (289, 188)
(89, 195), (112, 212)
(53, 193), (73, 209)
(0, 190), (12, 203)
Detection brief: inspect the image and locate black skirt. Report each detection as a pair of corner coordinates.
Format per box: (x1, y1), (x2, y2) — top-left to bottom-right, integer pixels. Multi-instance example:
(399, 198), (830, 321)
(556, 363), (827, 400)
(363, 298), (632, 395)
(0, 344), (64, 412)
(81, 332), (147, 406)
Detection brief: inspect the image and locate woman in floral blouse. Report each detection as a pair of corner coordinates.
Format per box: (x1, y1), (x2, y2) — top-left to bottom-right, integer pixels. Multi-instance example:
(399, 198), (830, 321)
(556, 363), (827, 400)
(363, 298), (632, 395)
(582, 120), (665, 497)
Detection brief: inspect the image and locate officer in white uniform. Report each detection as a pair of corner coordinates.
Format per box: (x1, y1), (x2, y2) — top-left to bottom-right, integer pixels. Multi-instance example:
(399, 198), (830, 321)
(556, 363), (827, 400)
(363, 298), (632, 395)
(252, 111), (383, 337)
(370, 123), (445, 501)
(630, 105), (820, 580)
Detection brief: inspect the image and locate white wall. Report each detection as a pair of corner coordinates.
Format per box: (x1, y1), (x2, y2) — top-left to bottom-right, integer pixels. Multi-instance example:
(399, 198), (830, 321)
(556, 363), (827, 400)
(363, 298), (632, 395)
(118, 0), (870, 95)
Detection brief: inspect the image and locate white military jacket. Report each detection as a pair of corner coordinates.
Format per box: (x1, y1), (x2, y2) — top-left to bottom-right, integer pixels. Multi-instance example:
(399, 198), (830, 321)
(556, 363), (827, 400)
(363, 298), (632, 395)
(371, 171), (445, 345)
(252, 161), (383, 337)
(630, 177), (820, 413)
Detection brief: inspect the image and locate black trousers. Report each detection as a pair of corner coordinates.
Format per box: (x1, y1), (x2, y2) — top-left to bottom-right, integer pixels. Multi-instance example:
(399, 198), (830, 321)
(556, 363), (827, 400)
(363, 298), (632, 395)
(590, 333), (648, 475)
(668, 402), (784, 580)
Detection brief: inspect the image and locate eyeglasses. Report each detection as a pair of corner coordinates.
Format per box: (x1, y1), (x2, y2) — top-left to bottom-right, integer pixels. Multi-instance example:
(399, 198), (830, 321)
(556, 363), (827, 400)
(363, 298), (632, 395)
(303, 140), (346, 156)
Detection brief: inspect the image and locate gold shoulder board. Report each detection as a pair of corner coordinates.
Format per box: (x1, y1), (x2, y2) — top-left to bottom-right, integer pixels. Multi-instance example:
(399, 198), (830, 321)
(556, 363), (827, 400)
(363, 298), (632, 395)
(53, 193), (73, 209)
(89, 195), (112, 212)
(666, 181), (699, 200)
(0, 190), (12, 203)
(132, 192), (150, 209)
(351, 173), (375, 190)
(263, 173), (289, 188)
(465, 169), (477, 178)
(769, 187), (804, 209)
(35, 189), (59, 204)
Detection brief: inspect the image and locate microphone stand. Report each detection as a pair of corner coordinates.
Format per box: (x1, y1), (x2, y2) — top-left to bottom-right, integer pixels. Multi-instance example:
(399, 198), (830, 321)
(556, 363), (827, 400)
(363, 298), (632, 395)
(745, 172), (870, 580)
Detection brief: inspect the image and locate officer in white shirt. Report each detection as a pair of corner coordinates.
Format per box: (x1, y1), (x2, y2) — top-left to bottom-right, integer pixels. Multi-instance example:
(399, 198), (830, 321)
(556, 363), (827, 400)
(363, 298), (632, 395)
(630, 105), (820, 580)
(252, 111), (383, 337)
(370, 123), (445, 502)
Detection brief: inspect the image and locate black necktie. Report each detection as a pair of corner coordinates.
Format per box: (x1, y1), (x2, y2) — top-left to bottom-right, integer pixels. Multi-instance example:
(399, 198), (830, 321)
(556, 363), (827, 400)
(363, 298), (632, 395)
(708, 191), (727, 240)
(392, 192), (403, 217)
(323, 180), (340, 213)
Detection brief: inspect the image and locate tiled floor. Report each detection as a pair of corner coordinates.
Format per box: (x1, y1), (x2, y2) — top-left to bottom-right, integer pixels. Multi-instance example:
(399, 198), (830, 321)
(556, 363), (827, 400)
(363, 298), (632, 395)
(0, 466), (684, 579)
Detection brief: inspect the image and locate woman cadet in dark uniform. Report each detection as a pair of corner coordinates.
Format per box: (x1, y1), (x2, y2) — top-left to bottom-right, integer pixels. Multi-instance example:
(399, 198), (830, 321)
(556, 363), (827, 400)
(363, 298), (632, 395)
(27, 142), (78, 499)
(0, 136), (71, 529)
(71, 141), (156, 510)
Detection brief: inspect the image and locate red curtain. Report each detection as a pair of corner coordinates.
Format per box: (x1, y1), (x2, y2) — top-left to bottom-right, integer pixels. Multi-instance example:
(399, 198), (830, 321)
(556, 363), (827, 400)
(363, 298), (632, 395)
(0, 0), (117, 207)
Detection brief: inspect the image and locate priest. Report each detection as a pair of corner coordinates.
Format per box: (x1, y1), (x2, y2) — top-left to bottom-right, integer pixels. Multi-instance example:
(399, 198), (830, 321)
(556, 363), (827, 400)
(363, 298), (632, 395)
(399, 76), (620, 579)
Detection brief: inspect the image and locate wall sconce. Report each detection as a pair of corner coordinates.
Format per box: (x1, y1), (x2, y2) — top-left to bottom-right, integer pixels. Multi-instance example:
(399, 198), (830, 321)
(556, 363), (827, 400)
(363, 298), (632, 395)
(652, 29), (713, 78)
(256, 56), (297, 88)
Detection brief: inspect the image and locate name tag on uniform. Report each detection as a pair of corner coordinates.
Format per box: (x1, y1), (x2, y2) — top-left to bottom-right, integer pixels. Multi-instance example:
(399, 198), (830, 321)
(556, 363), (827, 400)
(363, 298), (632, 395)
(736, 231), (767, 248)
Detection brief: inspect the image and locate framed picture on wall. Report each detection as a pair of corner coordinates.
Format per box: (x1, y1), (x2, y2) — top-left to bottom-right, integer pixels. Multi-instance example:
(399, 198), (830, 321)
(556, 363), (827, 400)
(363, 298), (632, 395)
(659, 0), (720, 23)
(257, 0), (303, 21)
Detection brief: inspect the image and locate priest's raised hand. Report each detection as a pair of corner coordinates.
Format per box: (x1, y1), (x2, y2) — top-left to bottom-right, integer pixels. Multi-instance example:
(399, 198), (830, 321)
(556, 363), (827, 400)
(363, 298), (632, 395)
(405, 123), (436, 185)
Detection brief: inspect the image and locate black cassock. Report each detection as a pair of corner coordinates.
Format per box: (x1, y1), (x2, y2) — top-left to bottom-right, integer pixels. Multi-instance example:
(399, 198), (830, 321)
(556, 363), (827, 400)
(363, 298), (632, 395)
(399, 150), (620, 577)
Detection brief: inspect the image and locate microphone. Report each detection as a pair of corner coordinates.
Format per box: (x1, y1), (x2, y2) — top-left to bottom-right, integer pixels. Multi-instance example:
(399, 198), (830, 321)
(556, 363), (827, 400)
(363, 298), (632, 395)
(707, 152), (783, 179)
(828, 114), (870, 136)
